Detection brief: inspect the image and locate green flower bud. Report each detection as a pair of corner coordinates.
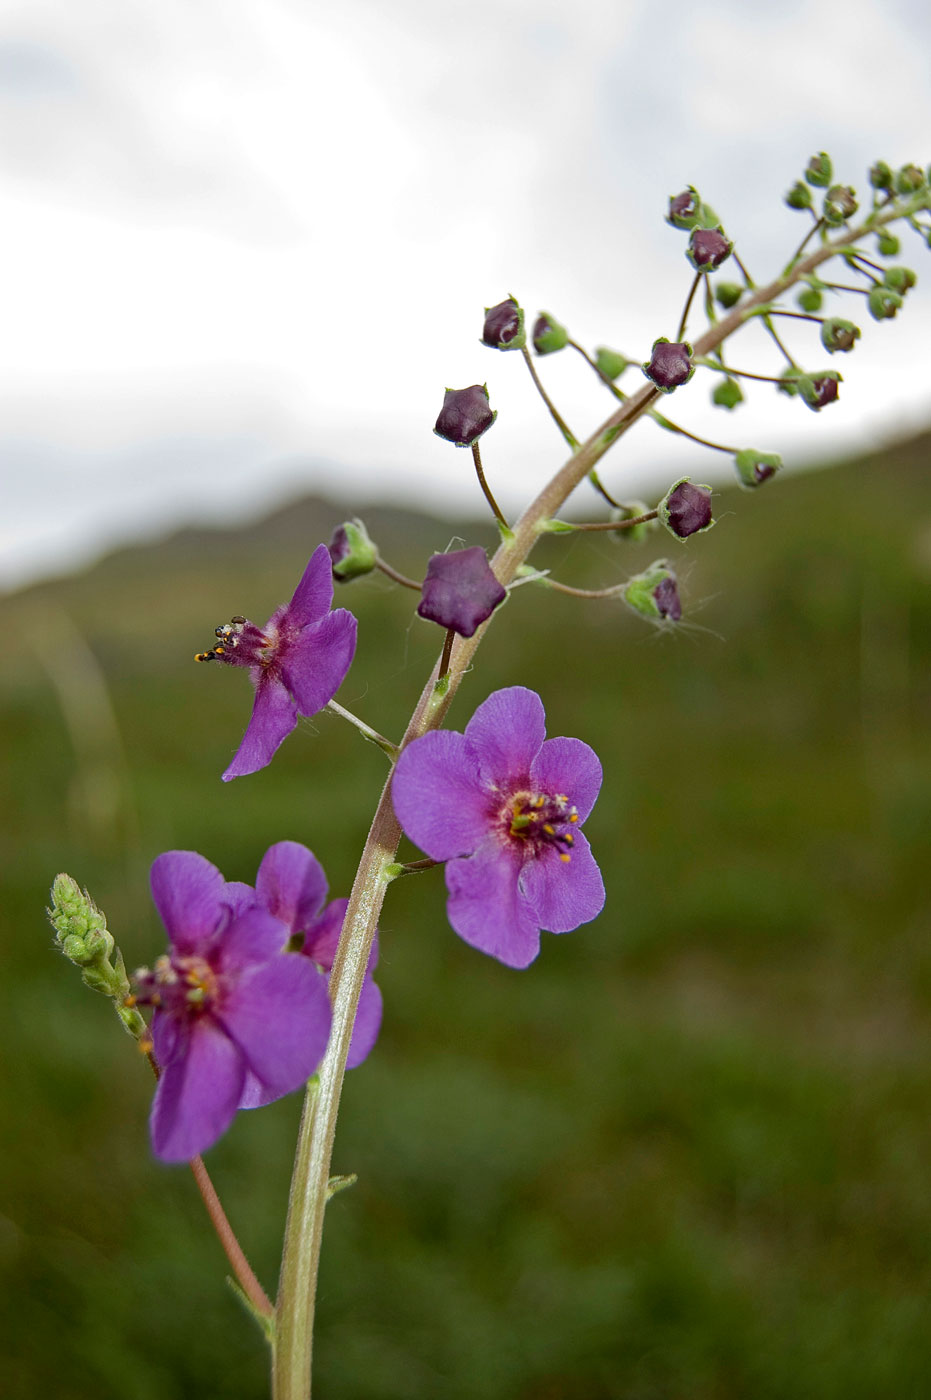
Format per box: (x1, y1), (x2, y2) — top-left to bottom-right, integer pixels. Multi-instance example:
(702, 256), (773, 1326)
(734, 449), (782, 489)
(785, 180), (813, 210)
(609, 501), (657, 545)
(868, 285), (903, 320)
(47, 874), (132, 1009)
(594, 346), (630, 380)
(883, 266), (916, 293)
(805, 152), (833, 188)
(876, 230), (900, 256)
(894, 163), (924, 195)
(712, 377), (743, 410)
(797, 371), (841, 411)
(797, 286), (823, 312)
(820, 317), (861, 353)
(822, 184), (857, 226)
(532, 312), (569, 355)
(328, 519), (378, 581)
(869, 160), (894, 192)
(714, 282), (743, 309)
(623, 561), (681, 622)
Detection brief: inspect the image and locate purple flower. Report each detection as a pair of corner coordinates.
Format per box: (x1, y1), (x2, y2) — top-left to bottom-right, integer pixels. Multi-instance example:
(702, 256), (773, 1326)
(642, 338), (694, 393)
(417, 547), (507, 638)
(245, 841), (382, 1086)
(135, 851), (332, 1162)
(196, 544), (357, 781)
(434, 385), (497, 446)
(391, 687), (604, 969)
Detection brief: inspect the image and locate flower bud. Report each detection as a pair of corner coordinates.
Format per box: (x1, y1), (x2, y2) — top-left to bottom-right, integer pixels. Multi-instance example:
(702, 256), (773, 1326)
(785, 180), (813, 210)
(868, 285), (903, 321)
(659, 479), (714, 539)
(642, 338), (694, 393)
(820, 317), (860, 353)
(624, 561), (681, 622)
(712, 376), (743, 409)
(894, 163), (924, 194)
(869, 160), (893, 192)
(47, 874), (134, 1010)
(532, 313), (569, 355)
(417, 547), (506, 638)
(734, 449), (782, 488)
(687, 226), (732, 272)
(434, 384), (497, 446)
(883, 266), (916, 294)
(667, 187), (701, 230)
(714, 282), (743, 309)
(481, 296), (526, 351)
(805, 152), (833, 187)
(822, 185), (857, 225)
(328, 519), (378, 581)
(594, 346), (630, 380)
(797, 286), (823, 312)
(876, 230), (900, 256)
(798, 371), (841, 411)
(609, 500), (657, 544)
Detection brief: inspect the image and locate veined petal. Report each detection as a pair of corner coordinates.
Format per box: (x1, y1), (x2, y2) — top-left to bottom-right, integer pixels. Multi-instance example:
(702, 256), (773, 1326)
(287, 543), (335, 628)
(392, 730), (490, 860)
(346, 972), (383, 1069)
(150, 851), (226, 953)
(220, 956), (332, 1099)
(282, 608), (357, 718)
(531, 737), (603, 823)
(215, 906), (291, 972)
(445, 837), (541, 968)
(257, 842), (328, 935)
(223, 881), (257, 917)
(149, 1020), (246, 1162)
(151, 1006), (188, 1069)
(464, 686), (545, 789)
(303, 896), (347, 970)
(519, 829), (605, 934)
(222, 673), (297, 781)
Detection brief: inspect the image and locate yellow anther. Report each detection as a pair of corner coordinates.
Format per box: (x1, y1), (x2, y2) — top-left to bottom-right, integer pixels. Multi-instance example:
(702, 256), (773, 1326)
(570, 813), (579, 823)
(543, 823), (555, 835)
(139, 1036), (153, 1055)
(560, 853), (571, 863)
(533, 796), (545, 808)
(565, 832), (574, 845)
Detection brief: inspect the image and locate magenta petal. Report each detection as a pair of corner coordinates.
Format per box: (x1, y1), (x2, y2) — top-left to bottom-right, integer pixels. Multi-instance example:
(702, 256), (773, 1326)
(464, 686), (545, 789)
(391, 730), (490, 860)
(346, 973), (383, 1069)
(223, 881), (257, 916)
(151, 1007), (187, 1069)
(519, 830), (605, 933)
(257, 842), (328, 935)
(282, 608), (357, 718)
(530, 737), (603, 822)
(287, 543), (335, 627)
(303, 896), (347, 970)
(150, 1020), (246, 1162)
(150, 851), (226, 952)
(220, 956), (332, 1098)
(445, 837), (542, 968)
(222, 674), (297, 781)
(216, 906), (291, 972)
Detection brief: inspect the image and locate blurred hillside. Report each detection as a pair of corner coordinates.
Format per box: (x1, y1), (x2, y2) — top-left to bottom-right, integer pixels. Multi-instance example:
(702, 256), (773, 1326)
(1, 432), (930, 1400)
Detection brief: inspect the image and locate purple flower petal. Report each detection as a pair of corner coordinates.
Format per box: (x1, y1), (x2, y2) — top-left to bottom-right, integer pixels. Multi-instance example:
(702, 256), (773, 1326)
(303, 896), (347, 969)
(151, 1006), (187, 1069)
(287, 543), (335, 628)
(282, 607), (357, 718)
(347, 972), (383, 1069)
(150, 1019), (246, 1162)
(530, 737), (603, 823)
(222, 672), (298, 781)
(256, 841), (328, 935)
(215, 906), (291, 973)
(220, 956), (332, 1099)
(519, 830), (605, 934)
(445, 837), (542, 968)
(463, 686), (545, 789)
(150, 851), (226, 953)
(223, 881), (257, 916)
(391, 730), (490, 860)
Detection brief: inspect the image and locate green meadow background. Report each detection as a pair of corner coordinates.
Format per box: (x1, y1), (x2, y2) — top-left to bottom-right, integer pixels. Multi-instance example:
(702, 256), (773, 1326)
(2, 435), (930, 1398)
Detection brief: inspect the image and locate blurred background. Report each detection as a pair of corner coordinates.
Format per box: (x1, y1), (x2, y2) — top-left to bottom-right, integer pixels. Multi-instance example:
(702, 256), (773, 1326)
(2, 1), (931, 1397)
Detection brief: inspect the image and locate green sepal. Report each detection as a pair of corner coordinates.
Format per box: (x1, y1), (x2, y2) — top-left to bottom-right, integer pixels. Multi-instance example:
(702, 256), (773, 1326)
(712, 376), (743, 409)
(714, 282), (743, 309)
(804, 152), (833, 188)
(609, 502), (657, 545)
(540, 518), (579, 534)
(883, 266), (916, 293)
(894, 163), (925, 195)
(330, 519), (378, 581)
(868, 285), (903, 320)
(797, 286), (823, 312)
(876, 230), (900, 256)
(734, 449), (782, 489)
(623, 560), (678, 621)
(594, 346), (630, 380)
(785, 180), (813, 210)
(869, 160), (894, 192)
(533, 313), (569, 355)
(820, 317), (860, 353)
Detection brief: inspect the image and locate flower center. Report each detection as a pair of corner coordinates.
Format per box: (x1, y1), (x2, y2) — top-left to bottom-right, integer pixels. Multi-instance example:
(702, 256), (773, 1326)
(132, 953), (219, 1017)
(506, 790), (579, 863)
(195, 616), (277, 668)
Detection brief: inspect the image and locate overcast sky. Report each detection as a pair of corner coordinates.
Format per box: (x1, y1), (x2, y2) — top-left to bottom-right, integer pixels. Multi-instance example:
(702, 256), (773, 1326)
(2, 0), (930, 588)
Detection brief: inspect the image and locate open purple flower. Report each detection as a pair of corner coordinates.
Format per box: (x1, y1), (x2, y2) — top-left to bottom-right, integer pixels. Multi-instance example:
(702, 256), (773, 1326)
(244, 841), (382, 1088)
(417, 546), (507, 638)
(135, 851), (332, 1162)
(391, 687), (604, 969)
(195, 544), (357, 781)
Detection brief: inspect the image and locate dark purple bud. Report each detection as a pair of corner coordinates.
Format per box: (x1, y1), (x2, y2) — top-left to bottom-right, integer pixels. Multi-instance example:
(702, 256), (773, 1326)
(799, 373), (841, 411)
(434, 385), (497, 447)
(532, 313), (569, 355)
(687, 226), (732, 272)
(623, 560), (681, 623)
(653, 576), (682, 622)
(667, 187), (701, 230)
(417, 547), (507, 638)
(660, 479), (714, 539)
(642, 338), (694, 393)
(482, 297), (526, 351)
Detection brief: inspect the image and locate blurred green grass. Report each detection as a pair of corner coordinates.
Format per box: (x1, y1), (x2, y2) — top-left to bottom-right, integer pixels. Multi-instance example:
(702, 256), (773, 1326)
(2, 436), (930, 1398)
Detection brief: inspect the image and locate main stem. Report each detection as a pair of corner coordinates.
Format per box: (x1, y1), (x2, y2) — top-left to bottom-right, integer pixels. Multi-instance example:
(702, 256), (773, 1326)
(270, 196), (924, 1398)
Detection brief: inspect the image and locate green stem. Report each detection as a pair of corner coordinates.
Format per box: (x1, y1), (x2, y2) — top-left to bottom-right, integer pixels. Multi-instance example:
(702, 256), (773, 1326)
(676, 272), (702, 341)
(374, 557), (422, 591)
(270, 189), (929, 1400)
(471, 441), (510, 532)
(326, 701), (399, 761)
(520, 346), (580, 447)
